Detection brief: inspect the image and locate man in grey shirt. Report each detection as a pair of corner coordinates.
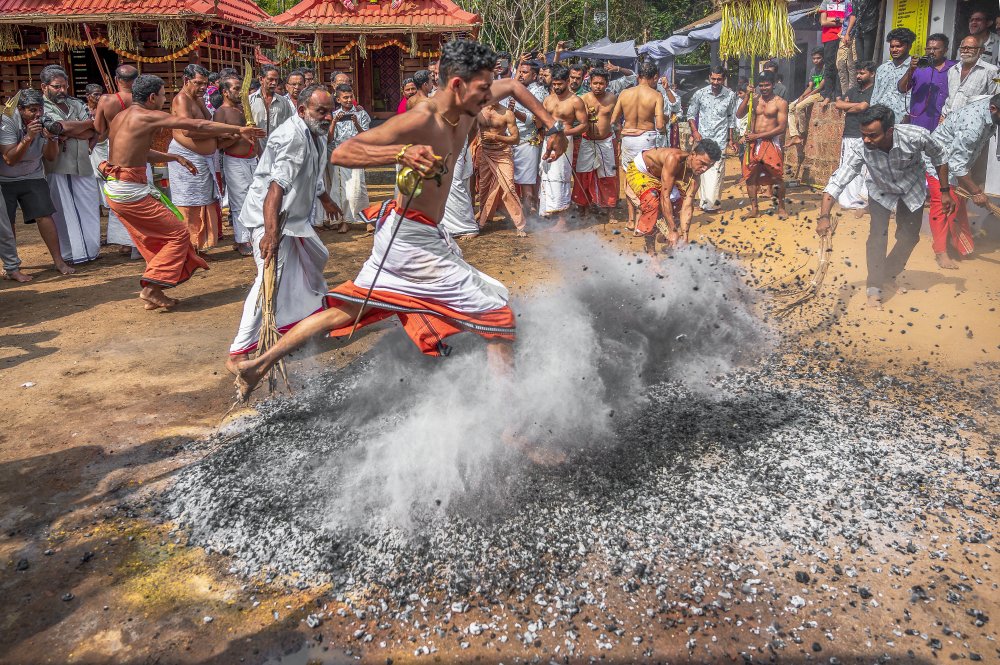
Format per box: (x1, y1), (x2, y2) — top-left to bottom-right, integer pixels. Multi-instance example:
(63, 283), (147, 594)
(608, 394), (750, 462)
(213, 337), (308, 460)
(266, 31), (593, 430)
(0, 88), (73, 281)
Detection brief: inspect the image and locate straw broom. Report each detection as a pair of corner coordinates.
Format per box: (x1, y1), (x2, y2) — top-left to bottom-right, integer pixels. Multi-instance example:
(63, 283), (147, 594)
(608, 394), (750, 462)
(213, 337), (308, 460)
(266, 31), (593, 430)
(956, 186), (1000, 217)
(254, 212), (292, 395)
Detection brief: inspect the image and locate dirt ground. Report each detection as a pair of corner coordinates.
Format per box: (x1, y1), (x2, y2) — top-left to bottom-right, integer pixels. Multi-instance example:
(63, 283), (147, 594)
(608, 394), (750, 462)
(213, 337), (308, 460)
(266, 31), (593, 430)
(1, 159), (998, 664)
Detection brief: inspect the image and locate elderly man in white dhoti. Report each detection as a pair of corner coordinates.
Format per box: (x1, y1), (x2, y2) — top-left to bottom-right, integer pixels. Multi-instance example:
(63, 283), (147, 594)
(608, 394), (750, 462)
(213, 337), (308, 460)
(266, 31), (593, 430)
(40, 66), (102, 264)
(226, 85), (342, 373)
(324, 84), (372, 233)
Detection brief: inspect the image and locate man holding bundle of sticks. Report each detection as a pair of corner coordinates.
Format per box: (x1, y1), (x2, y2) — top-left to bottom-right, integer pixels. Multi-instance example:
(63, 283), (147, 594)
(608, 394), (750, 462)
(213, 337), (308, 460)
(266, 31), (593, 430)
(227, 85), (342, 373)
(816, 104), (949, 310)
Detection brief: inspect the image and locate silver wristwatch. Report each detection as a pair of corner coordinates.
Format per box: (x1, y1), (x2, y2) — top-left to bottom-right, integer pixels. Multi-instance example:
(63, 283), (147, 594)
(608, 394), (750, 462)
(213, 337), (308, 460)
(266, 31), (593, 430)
(545, 120), (565, 136)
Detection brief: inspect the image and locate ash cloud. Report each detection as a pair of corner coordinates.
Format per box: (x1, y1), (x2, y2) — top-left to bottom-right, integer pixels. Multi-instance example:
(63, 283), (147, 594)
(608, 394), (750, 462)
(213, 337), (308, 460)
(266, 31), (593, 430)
(313, 236), (772, 531)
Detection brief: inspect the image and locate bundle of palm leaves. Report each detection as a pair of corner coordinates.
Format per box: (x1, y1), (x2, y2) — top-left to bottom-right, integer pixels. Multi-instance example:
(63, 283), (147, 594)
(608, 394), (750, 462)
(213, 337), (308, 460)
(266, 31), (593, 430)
(719, 0), (797, 59)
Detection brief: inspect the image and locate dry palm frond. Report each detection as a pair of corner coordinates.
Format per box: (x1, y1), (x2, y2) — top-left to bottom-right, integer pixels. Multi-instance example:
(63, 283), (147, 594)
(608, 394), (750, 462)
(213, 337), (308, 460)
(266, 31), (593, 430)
(0, 24), (23, 52)
(157, 20), (187, 50)
(358, 33), (367, 59)
(772, 217), (839, 317)
(956, 186), (1000, 217)
(47, 23), (78, 52)
(720, 0), (797, 59)
(275, 37), (294, 63)
(409, 31), (418, 57)
(254, 214), (292, 396)
(108, 21), (137, 52)
(312, 32), (323, 58)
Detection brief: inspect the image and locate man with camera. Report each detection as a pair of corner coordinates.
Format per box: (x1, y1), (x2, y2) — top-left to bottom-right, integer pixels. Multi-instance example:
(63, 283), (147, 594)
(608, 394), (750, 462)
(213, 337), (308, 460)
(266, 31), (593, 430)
(0, 88), (74, 282)
(896, 34), (954, 130)
(40, 65), (101, 265)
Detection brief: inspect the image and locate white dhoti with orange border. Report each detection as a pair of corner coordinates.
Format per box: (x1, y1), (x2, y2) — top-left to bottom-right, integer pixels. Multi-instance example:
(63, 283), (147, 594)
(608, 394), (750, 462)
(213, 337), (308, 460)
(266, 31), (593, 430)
(324, 201), (516, 356)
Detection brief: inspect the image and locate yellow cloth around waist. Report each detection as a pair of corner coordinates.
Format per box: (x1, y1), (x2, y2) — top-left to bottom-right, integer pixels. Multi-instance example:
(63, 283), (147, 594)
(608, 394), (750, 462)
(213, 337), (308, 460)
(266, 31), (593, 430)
(625, 161), (661, 199)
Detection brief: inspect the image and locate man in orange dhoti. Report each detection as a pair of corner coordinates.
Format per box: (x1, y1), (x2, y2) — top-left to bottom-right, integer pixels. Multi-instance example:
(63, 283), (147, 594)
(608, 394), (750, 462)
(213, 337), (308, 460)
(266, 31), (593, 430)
(100, 74), (264, 310)
(623, 142), (720, 255)
(475, 101), (526, 235)
(736, 72), (789, 219)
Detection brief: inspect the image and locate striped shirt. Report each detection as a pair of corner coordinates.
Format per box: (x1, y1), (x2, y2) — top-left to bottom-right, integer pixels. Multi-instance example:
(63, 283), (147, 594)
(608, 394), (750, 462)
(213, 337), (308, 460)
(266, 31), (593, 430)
(825, 123), (944, 212)
(941, 59), (1000, 118)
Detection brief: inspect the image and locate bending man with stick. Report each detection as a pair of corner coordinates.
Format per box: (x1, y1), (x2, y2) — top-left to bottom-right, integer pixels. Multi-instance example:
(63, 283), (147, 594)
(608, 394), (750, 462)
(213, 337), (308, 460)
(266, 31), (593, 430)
(235, 40), (567, 399)
(227, 85), (342, 372)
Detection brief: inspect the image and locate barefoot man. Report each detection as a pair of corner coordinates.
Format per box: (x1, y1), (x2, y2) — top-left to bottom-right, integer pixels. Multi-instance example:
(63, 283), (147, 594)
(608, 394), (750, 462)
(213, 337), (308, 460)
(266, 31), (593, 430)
(92, 65), (138, 254)
(612, 62), (665, 230)
(573, 68), (620, 213)
(736, 71), (789, 219)
(214, 74), (257, 256)
(169, 64), (224, 251)
(539, 64), (587, 230)
(624, 141), (721, 255)
(475, 98), (525, 235)
(227, 85), (342, 372)
(99, 74), (264, 310)
(234, 40), (567, 399)
(817, 104), (948, 310)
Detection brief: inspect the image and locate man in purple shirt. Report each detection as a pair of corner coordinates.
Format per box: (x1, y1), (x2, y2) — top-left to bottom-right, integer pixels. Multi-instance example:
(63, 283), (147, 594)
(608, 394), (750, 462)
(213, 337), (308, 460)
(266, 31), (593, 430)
(897, 33), (955, 130)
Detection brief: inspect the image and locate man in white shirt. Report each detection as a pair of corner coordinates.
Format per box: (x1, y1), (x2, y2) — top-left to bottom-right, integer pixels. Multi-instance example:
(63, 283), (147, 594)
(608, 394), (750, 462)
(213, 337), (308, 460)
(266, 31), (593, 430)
(818, 104), (949, 310)
(249, 65), (295, 149)
(941, 37), (1000, 118)
(227, 85), (342, 371)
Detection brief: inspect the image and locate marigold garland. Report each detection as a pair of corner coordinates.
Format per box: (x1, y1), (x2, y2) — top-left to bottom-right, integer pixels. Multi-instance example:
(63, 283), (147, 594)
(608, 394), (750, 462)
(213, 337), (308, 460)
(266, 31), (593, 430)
(0, 29), (212, 64)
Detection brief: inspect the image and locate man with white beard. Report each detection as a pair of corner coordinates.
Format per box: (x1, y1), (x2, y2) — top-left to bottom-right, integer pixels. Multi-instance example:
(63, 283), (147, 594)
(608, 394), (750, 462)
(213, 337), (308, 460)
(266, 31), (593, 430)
(227, 86), (342, 372)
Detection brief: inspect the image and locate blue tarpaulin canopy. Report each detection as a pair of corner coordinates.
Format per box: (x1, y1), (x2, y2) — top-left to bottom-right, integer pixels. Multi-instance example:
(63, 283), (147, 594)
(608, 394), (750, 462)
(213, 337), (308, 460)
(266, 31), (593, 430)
(639, 7), (817, 77)
(543, 37), (638, 68)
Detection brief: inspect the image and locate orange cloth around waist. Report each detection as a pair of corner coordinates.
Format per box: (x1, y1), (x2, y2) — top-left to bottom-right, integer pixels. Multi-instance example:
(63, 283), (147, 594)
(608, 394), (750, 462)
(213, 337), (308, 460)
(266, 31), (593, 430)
(324, 282), (516, 357)
(360, 200), (438, 229)
(98, 161), (148, 184)
(742, 139), (783, 184)
(106, 194), (208, 288)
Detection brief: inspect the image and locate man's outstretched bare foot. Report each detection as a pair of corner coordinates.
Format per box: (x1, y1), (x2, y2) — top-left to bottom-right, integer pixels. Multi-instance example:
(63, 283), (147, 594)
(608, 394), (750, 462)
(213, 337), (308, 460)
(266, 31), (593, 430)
(866, 294), (883, 310)
(786, 136), (802, 146)
(776, 204), (789, 220)
(935, 252), (959, 270)
(742, 204), (760, 221)
(336, 221), (350, 234)
(139, 286), (178, 311)
(501, 426), (567, 467)
(3, 269), (33, 283)
(55, 261), (75, 275)
(225, 353), (248, 376)
(233, 242), (253, 256)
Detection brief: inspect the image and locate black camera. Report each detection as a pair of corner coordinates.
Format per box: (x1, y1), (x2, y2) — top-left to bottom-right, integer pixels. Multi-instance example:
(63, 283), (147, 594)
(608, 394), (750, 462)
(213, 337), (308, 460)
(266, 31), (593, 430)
(916, 56), (931, 68)
(41, 114), (64, 136)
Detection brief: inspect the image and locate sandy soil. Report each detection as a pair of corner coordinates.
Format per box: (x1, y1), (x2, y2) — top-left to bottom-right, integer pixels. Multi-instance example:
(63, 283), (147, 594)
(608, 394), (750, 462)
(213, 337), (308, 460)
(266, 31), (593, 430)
(1, 159), (997, 664)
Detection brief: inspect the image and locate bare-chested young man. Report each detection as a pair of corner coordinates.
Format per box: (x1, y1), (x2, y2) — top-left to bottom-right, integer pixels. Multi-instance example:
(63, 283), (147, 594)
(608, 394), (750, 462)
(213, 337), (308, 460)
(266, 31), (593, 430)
(169, 64), (224, 250)
(736, 71), (789, 219)
(92, 65), (138, 254)
(573, 67), (619, 213)
(612, 62), (666, 229)
(215, 74), (258, 256)
(476, 100), (525, 235)
(539, 64), (587, 230)
(99, 74), (263, 310)
(406, 69), (434, 111)
(234, 40), (567, 399)
(507, 60), (548, 215)
(623, 141), (721, 255)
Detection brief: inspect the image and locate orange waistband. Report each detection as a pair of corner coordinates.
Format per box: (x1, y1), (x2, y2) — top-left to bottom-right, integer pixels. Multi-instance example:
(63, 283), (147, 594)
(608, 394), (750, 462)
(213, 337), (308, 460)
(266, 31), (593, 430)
(98, 161), (148, 184)
(361, 200), (438, 228)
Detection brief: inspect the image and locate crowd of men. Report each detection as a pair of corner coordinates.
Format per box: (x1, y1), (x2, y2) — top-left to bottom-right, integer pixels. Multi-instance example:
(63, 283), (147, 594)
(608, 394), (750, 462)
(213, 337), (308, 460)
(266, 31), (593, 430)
(2, 7), (999, 381)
